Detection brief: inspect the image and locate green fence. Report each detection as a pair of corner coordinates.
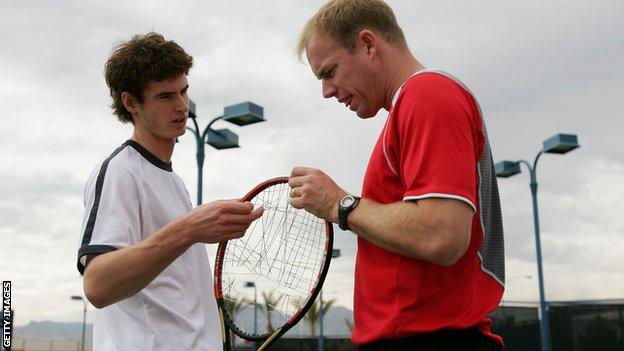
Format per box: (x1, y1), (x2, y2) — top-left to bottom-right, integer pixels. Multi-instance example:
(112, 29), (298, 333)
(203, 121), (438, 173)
(550, 300), (624, 351)
(233, 301), (624, 351)
(491, 300), (624, 351)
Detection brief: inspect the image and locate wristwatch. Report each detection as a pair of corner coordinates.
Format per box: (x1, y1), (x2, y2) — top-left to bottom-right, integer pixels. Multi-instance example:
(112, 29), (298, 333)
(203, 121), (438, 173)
(338, 194), (361, 231)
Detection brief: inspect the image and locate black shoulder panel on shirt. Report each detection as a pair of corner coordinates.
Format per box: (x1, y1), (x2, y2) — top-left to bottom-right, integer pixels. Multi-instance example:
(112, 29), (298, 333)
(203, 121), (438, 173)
(76, 142), (128, 275)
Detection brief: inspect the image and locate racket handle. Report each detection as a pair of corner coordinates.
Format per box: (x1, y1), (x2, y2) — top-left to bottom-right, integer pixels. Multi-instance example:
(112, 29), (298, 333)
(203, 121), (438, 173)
(219, 308), (232, 351)
(257, 327), (284, 351)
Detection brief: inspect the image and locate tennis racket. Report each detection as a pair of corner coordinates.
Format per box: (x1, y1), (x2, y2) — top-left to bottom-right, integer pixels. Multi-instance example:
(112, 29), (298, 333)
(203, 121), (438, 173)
(214, 176), (334, 351)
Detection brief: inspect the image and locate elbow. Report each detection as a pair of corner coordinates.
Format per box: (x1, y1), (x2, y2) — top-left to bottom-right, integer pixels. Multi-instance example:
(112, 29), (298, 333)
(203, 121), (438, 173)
(84, 280), (109, 309)
(427, 229), (471, 267)
(83, 270), (113, 309)
(430, 247), (465, 267)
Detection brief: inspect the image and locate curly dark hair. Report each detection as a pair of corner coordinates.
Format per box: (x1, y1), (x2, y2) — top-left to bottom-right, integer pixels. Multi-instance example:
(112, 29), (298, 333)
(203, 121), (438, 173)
(104, 32), (193, 123)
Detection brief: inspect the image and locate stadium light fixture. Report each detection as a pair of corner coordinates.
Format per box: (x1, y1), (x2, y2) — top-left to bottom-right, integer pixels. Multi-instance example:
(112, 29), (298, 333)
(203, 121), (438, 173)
(495, 133), (580, 351)
(184, 99), (266, 204)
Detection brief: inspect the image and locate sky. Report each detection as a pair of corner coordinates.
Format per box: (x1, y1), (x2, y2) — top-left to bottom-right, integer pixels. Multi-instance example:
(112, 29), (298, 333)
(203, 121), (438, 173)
(1, 0), (623, 327)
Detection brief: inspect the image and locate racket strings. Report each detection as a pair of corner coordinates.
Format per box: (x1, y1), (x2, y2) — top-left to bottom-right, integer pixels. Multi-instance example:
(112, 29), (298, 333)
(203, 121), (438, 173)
(222, 182), (328, 328)
(228, 184), (324, 286)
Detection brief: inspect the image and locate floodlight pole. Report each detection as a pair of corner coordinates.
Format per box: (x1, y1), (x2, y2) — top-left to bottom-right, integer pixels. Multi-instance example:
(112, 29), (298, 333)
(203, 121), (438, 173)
(253, 286), (258, 351)
(186, 115), (224, 205)
(244, 281), (258, 351)
(71, 296), (87, 351)
(184, 100), (265, 205)
(319, 288), (325, 351)
(319, 249), (341, 351)
(517, 152), (552, 351)
(496, 133), (579, 351)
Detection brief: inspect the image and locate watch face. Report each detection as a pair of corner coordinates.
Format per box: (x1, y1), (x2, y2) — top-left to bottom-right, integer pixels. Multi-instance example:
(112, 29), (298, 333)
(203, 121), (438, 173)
(340, 195), (355, 207)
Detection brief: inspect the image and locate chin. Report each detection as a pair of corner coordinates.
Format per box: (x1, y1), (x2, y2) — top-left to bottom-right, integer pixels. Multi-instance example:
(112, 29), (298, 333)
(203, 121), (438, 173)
(169, 127), (187, 139)
(355, 108), (378, 119)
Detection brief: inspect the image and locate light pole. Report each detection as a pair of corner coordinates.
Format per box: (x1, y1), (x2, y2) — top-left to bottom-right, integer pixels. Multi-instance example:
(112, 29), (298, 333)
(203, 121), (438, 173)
(184, 100), (265, 205)
(244, 281), (258, 351)
(319, 248), (341, 351)
(495, 133), (580, 351)
(71, 295), (87, 351)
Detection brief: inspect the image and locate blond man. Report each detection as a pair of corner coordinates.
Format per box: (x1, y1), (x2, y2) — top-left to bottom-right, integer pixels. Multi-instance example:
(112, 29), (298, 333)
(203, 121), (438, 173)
(290, 1), (505, 350)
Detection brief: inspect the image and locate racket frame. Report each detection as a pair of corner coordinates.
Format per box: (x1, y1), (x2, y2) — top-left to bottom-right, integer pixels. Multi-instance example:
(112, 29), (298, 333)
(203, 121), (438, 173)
(214, 176), (335, 350)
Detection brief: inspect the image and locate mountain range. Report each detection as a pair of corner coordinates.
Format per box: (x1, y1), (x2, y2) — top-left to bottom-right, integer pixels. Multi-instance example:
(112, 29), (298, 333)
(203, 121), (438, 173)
(14, 306), (353, 340)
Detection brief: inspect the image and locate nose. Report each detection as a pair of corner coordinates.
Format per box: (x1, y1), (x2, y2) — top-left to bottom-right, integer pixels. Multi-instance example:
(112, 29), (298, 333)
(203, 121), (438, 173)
(322, 80), (337, 99)
(176, 94), (189, 114)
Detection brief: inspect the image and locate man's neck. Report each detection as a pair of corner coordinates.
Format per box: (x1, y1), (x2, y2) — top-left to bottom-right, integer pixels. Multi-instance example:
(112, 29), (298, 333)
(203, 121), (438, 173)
(383, 51), (425, 111)
(131, 130), (175, 164)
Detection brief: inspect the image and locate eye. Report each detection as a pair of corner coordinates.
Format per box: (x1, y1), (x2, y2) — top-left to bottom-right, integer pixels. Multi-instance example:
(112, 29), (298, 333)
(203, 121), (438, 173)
(324, 66), (337, 79)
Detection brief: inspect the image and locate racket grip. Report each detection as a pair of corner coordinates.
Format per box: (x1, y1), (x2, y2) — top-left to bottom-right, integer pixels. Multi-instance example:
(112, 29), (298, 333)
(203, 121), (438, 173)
(257, 327), (284, 351)
(219, 308), (232, 351)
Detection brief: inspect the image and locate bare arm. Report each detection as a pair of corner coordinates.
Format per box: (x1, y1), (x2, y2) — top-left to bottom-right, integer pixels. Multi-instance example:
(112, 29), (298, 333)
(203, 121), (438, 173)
(83, 200), (263, 308)
(346, 198), (472, 265)
(288, 167), (472, 266)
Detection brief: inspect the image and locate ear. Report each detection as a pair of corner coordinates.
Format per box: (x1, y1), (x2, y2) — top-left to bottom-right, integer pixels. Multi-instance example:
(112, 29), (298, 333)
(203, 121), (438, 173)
(357, 29), (378, 58)
(121, 91), (139, 115)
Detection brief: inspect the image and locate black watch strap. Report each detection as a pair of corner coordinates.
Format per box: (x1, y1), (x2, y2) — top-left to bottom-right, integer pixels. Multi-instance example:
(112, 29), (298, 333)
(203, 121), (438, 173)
(338, 195), (360, 231)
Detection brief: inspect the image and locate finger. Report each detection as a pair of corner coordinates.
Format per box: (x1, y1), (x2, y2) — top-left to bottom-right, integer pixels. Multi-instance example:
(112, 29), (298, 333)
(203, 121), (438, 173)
(222, 222), (253, 234)
(222, 201), (255, 214)
(224, 213), (262, 225)
(201, 200), (250, 213)
(289, 197), (305, 209)
(250, 207), (264, 218)
(226, 217), (264, 239)
(290, 166), (316, 178)
(289, 176), (305, 190)
(289, 187), (299, 198)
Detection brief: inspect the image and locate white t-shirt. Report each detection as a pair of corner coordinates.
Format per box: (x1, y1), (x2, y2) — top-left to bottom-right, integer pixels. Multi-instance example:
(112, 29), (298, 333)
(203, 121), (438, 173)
(77, 140), (222, 351)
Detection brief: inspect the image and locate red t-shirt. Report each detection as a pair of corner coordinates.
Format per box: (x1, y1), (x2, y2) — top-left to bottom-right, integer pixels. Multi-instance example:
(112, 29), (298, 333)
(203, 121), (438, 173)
(352, 71), (505, 346)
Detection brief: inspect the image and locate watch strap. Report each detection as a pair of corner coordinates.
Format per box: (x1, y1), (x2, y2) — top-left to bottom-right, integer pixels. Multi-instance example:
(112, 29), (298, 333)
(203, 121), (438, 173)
(338, 196), (360, 231)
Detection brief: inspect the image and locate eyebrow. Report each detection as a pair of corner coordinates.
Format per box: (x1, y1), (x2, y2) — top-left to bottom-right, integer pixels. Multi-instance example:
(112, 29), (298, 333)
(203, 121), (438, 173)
(154, 84), (189, 98)
(316, 65), (335, 80)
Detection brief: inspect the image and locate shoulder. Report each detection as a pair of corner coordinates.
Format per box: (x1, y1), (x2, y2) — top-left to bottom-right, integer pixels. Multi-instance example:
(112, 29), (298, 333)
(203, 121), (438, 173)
(103, 142), (144, 174)
(395, 71), (479, 124)
(87, 142), (140, 188)
(401, 71), (470, 104)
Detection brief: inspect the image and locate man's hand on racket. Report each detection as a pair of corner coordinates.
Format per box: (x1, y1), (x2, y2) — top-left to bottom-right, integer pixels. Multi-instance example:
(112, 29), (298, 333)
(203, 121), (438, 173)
(289, 166), (347, 223)
(179, 200), (264, 243)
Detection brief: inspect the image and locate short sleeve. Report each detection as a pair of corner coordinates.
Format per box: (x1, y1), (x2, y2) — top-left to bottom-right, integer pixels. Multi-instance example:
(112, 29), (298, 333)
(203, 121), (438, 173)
(77, 159), (140, 274)
(395, 75), (479, 211)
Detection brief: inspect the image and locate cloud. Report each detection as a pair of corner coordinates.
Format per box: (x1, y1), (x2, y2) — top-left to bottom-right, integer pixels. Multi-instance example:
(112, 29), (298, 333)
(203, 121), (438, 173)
(0, 0), (622, 326)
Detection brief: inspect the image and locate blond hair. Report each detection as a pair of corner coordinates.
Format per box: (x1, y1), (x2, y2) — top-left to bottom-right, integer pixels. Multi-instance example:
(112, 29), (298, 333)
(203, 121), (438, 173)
(296, 0), (407, 60)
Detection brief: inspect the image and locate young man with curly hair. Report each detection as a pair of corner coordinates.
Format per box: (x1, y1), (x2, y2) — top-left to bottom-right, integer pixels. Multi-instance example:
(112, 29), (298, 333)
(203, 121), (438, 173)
(290, 1), (505, 350)
(77, 32), (262, 350)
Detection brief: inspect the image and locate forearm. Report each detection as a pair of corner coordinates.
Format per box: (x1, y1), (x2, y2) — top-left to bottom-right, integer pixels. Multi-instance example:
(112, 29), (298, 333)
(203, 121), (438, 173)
(83, 218), (192, 308)
(347, 198), (472, 265)
(287, 167), (472, 265)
